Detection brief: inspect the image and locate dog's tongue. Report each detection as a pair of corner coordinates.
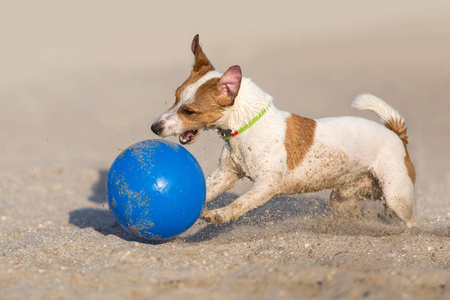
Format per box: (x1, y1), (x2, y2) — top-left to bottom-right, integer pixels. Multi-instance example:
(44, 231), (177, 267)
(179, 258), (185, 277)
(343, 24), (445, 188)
(179, 130), (198, 144)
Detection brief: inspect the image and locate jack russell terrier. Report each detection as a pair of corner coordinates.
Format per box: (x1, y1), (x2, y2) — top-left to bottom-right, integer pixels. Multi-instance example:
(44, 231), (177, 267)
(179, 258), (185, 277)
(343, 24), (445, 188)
(151, 35), (416, 228)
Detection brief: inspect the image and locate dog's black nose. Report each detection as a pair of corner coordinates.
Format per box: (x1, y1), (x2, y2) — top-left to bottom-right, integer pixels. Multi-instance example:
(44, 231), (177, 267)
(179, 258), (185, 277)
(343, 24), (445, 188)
(151, 122), (161, 135)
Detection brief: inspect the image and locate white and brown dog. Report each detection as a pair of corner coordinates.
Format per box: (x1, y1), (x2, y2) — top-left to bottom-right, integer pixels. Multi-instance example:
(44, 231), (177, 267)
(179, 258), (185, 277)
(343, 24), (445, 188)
(151, 35), (416, 227)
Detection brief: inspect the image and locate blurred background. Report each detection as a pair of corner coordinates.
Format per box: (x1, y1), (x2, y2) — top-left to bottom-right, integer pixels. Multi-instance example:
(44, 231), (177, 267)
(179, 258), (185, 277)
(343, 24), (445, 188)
(1, 0), (449, 193)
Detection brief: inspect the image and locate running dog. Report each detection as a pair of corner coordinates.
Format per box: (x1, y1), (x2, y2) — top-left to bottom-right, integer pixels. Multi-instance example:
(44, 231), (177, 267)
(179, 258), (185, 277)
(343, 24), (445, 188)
(151, 35), (416, 227)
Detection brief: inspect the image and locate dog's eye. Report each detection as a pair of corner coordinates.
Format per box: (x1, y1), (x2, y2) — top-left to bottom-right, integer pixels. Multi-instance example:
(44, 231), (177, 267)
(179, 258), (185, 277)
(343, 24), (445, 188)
(182, 109), (196, 116)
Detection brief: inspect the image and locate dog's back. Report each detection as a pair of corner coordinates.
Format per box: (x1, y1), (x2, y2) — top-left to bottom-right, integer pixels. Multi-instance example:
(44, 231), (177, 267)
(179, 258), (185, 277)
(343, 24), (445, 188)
(282, 95), (416, 227)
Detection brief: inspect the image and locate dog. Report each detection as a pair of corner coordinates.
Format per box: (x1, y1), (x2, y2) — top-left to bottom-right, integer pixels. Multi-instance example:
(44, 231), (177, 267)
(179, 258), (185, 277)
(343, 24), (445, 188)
(151, 34), (416, 227)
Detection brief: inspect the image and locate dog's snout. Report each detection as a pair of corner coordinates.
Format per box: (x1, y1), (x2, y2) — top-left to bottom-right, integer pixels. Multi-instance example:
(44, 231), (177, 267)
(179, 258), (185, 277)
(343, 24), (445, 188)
(151, 122), (162, 135)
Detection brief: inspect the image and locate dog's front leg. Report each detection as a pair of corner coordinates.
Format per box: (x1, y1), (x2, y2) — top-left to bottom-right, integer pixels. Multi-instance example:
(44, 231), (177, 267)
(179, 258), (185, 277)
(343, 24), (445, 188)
(204, 145), (241, 203)
(205, 166), (240, 203)
(202, 181), (279, 224)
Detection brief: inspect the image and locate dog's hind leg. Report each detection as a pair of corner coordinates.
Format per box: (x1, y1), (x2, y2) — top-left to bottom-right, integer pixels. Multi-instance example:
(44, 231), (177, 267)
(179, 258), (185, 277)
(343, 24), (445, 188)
(379, 176), (415, 228)
(373, 162), (416, 227)
(329, 188), (363, 218)
(329, 174), (379, 217)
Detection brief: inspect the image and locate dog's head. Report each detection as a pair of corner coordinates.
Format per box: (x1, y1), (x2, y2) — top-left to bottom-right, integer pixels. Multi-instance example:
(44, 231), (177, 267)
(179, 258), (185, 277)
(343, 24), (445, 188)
(151, 34), (242, 144)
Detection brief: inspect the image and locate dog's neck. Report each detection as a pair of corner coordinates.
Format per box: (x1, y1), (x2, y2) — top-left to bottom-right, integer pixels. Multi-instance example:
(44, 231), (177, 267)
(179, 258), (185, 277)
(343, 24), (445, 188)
(215, 77), (273, 135)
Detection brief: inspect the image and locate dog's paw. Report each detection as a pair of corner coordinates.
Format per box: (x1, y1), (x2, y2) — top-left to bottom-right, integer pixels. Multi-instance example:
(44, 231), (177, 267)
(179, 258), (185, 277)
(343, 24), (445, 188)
(201, 208), (232, 224)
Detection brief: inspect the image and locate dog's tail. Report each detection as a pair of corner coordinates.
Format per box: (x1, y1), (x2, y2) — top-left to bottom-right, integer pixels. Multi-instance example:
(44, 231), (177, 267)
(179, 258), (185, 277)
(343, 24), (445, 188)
(353, 93), (415, 184)
(352, 93), (409, 146)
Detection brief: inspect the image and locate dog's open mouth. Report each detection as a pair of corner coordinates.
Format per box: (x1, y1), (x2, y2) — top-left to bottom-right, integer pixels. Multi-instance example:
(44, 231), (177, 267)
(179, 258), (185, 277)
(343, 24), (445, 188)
(179, 129), (201, 144)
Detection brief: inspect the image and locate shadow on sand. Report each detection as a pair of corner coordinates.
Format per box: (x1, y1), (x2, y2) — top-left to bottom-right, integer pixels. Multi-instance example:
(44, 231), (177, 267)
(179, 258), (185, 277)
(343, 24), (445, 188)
(181, 191), (332, 243)
(69, 169), (156, 243)
(69, 169), (449, 244)
(69, 168), (332, 243)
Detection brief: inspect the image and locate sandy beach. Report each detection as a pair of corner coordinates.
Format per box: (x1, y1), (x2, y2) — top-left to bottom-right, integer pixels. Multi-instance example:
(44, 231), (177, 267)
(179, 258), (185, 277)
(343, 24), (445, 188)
(1, 1), (449, 299)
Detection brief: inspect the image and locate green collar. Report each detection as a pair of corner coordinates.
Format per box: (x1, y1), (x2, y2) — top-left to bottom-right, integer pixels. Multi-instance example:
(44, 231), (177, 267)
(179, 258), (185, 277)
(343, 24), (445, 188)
(218, 102), (272, 139)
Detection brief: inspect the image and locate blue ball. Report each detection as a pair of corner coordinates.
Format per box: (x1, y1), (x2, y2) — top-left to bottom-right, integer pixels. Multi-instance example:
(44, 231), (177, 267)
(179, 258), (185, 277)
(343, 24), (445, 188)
(106, 139), (206, 241)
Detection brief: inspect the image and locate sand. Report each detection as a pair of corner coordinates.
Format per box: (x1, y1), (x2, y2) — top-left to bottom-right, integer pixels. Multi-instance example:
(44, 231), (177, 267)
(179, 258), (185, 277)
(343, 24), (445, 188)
(1, 1), (449, 299)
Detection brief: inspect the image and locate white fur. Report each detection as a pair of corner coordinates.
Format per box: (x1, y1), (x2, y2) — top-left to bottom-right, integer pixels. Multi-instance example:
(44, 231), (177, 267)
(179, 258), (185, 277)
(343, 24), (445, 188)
(215, 77), (274, 131)
(202, 84), (415, 227)
(153, 71), (415, 228)
(352, 93), (404, 125)
(180, 71), (222, 106)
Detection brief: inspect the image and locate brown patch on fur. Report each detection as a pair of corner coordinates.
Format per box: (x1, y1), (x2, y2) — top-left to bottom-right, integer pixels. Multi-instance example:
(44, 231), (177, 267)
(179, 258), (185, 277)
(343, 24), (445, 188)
(285, 114), (316, 170)
(177, 78), (227, 131)
(385, 118), (416, 184)
(191, 34), (213, 73)
(404, 151), (416, 185)
(169, 35), (215, 111)
(385, 118), (408, 146)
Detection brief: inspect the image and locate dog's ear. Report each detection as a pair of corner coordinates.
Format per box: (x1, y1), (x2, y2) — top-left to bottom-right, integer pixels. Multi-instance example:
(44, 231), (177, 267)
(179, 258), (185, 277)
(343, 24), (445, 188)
(217, 65), (242, 106)
(191, 34), (200, 55)
(191, 34), (214, 72)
